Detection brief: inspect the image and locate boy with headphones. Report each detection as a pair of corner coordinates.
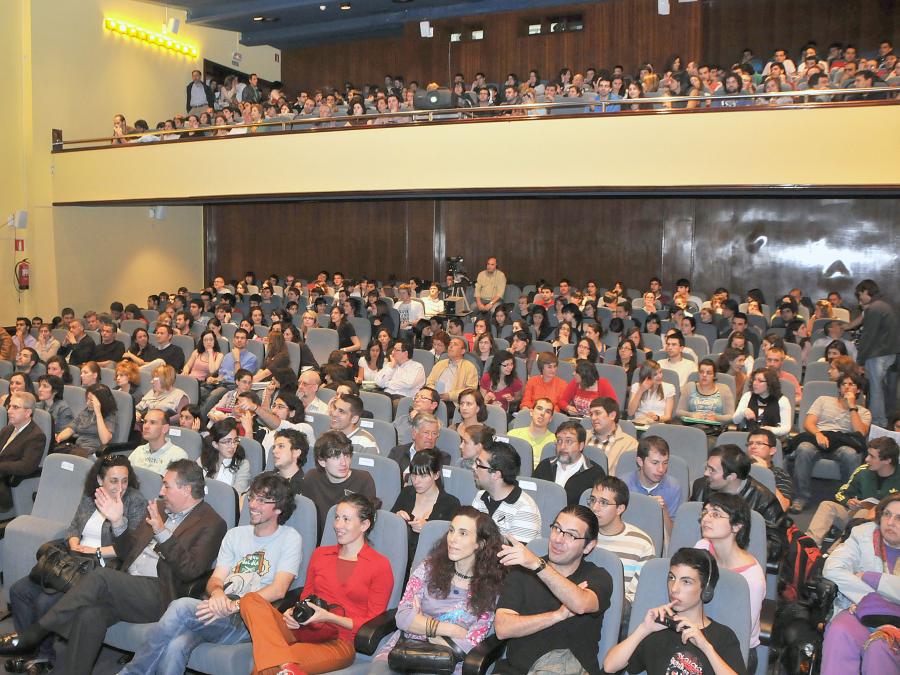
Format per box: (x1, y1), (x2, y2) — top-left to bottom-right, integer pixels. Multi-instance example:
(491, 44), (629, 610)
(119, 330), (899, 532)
(604, 548), (746, 675)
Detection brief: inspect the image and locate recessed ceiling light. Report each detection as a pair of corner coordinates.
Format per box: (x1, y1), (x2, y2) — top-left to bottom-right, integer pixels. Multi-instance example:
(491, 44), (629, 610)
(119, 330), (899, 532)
(252, 16), (264, 21)
(340, 2), (351, 9)
(319, 3), (326, 9)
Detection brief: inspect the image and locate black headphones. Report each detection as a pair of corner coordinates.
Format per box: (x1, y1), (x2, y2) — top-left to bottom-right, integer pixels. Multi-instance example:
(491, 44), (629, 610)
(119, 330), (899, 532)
(699, 549), (719, 604)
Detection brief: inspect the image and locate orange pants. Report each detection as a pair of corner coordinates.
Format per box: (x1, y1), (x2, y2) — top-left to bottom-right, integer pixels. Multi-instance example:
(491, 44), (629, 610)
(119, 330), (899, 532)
(240, 592), (356, 675)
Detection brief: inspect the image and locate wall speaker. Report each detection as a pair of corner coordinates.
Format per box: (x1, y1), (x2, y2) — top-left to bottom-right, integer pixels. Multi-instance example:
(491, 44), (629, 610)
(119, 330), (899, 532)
(149, 206), (167, 220)
(419, 21), (433, 38)
(167, 17), (181, 34)
(658, 0), (671, 14)
(13, 210), (27, 229)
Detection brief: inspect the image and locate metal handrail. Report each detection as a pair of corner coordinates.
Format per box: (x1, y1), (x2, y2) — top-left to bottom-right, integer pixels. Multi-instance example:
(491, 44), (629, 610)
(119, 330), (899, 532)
(52, 85), (899, 150)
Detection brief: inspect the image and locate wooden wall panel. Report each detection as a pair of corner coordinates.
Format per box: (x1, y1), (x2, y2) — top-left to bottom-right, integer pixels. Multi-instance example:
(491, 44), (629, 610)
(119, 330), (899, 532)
(206, 197), (900, 304)
(280, 0), (703, 90)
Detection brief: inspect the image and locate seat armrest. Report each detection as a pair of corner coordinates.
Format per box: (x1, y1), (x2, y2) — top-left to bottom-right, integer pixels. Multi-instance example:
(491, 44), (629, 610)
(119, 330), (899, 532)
(759, 598), (776, 646)
(354, 608), (397, 655)
(462, 634), (507, 675)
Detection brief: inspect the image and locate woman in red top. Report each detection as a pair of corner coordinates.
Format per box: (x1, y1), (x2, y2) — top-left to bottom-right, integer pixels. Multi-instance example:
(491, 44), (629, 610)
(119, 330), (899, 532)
(240, 494), (393, 674)
(560, 359), (618, 417)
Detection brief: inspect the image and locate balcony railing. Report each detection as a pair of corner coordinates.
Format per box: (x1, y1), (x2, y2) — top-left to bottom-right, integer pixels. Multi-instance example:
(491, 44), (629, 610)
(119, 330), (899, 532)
(51, 86), (899, 151)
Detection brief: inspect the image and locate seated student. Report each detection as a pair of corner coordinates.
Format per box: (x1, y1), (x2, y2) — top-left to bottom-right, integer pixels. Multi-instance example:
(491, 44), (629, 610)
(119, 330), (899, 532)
(391, 448), (460, 567)
(520, 352), (567, 412)
(271, 428), (310, 495)
(54, 384), (118, 458)
(732, 367), (792, 438)
(35, 374), (74, 433)
(118, 473), (301, 675)
(249, 388), (315, 454)
(806, 436), (900, 547)
(789, 372), (871, 513)
(198, 418), (252, 498)
(458, 423), (494, 472)
(658, 331), (696, 389)
(822, 493), (900, 675)
(472, 441), (541, 544)
(627, 360), (676, 424)
(301, 430), (377, 541)
(508, 397), (557, 470)
(371, 505), (506, 672)
(586, 396), (638, 475)
(534, 420), (606, 505)
(603, 548), (746, 675)
(559, 359), (619, 416)
(677, 358), (736, 426)
(695, 493), (766, 672)
(623, 435), (684, 536)
(692, 445), (787, 564)
(329, 393), (379, 453)
(129, 408), (189, 476)
(134, 364), (190, 427)
(494, 505), (612, 674)
(240, 494), (393, 674)
(588, 476), (656, 605)
(746, 428), (793, 512)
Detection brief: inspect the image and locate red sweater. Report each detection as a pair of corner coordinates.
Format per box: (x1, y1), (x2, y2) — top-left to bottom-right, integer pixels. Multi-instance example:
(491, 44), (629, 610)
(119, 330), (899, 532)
(559, 378), (619, 416)
(300, 543), (393, 642)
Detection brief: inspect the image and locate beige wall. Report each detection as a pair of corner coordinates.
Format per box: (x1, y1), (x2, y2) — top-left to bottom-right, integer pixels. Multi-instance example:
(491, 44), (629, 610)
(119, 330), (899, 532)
(1, 0), (280, 324)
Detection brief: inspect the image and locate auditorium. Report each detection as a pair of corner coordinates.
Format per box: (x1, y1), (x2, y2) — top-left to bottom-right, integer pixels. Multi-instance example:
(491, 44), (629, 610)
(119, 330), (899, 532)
(0, 0), (898, 673)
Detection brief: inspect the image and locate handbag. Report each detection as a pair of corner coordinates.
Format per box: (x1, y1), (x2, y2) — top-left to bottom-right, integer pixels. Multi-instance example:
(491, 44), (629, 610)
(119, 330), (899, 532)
(29, 539), (119, 594)
(388, 631), (466, 675)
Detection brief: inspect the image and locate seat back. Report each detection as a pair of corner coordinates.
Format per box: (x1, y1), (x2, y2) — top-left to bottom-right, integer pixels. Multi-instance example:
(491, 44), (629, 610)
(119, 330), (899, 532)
(305, 411), (331, 440)
(436, 428), (462, 465)
(667, 501), (767, 571)
(749, 464), (776, 493)
(628, 557), (751, 664)
(32, 454), (95, 521)
(357, 418), (397, 455)
(306, 328), (339, 364)
(349, 317), (371, 349)
(321, 507), (408, 608)
(646, 423), (708, 484)
(595, 363), (628, 408)
(175, 375), (200, 405)
(441, 465), (476, 506)
(516, 476), (565, 537)
(412, 349), (435, 378)
(352, 452), (402, 509)
(240, 437), (265, 478)
(63, 384), (87, 418)
(527, 538), (624, 665)
(579, 488), (664, 556)
(172, 335), (196, 365)
(411, 520), (451, 571)
(494, 433), (537, 477)
(166, 426), (203, 461)
(110, 389), (134, 443)
(685, 335), (709, 356)
(133, 467), (163, 504)
(803, 360), (831, 384)
(360, 391), (393, 422)
(204, 478), (239, 528)
(613, 451), (689, 505)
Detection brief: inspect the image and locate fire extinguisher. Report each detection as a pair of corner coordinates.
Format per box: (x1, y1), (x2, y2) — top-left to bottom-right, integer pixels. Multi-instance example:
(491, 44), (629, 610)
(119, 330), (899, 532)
(15, 258), (30, 290)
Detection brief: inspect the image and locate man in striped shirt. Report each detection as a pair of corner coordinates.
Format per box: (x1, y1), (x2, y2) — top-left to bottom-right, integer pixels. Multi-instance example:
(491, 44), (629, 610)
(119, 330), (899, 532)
(588, 476), (655, 605)
(473, 441), (542, 543)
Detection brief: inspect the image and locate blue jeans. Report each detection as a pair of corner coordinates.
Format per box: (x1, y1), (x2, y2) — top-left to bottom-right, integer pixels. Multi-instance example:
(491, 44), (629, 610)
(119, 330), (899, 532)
(865, 354), (895, 427)
(9, 577), (64, 661)
(120, 597), (249, 675)
(792, 441), (861, 502)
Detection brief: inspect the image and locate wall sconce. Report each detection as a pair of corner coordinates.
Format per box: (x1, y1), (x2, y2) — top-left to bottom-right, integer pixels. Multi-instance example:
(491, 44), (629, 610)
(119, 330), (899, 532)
(104, 17), (198, 57)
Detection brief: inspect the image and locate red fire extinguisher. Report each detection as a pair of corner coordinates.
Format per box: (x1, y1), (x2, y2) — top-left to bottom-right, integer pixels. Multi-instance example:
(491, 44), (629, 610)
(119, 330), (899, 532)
(15, 258), (30, 290)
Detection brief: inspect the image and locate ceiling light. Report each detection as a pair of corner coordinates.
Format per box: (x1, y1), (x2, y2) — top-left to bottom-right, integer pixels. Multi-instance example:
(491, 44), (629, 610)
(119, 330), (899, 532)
(340, 2), (351, 9)
(252, 16), (264, 21)
(319, 3), (326, 8)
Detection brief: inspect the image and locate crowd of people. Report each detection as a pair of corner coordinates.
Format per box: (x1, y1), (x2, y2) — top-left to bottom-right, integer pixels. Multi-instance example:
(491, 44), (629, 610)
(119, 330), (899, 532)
(0, 257), (898, 674)
(102, 39), (900, 143)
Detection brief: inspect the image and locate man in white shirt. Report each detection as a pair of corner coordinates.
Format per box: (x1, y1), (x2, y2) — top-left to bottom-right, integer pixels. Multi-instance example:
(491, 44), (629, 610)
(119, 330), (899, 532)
(658, 331), (695, 388)
(329, 393), (379, 453)
(421, 283), (445, 318)
(375, 341), (426, 399)
(297, 370), (328, 416)
(129, 408), (188, 476)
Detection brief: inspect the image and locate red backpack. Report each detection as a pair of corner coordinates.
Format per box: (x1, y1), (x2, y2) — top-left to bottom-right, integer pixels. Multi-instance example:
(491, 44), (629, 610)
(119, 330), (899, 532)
(779, 523), (825, 602)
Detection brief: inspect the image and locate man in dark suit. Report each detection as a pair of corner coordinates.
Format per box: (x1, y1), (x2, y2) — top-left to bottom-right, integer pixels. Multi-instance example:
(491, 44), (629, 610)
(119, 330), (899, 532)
(0, 392), (46, 511)
(533, 420), (606, 506)
(388, 412), (449, 475)
(0, 460), (227, 675)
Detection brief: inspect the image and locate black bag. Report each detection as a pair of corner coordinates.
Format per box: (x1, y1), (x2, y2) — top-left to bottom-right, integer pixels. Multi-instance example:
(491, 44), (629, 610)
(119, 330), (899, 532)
(387, 631), (466, 674)
(788, 430), (866, 456)
(29, 540), (119, 594)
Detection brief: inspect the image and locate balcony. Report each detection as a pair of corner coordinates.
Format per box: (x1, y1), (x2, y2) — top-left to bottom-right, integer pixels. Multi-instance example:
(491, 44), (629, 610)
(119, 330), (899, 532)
(50, 93), (900, 206)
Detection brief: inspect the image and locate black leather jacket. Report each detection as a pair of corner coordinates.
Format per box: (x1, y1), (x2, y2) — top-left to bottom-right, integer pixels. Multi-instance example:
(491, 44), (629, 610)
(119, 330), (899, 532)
(691, 476), (787, 563)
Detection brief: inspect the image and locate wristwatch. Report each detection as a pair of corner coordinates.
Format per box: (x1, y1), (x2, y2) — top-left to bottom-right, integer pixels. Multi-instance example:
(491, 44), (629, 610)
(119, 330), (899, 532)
(534, 558), (548, 574)
(849, 407), (859, 412)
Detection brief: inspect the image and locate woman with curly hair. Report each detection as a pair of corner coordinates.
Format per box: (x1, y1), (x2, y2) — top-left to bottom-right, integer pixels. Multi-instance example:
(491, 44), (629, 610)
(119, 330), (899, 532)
(480, 349), (522, 412)
(369, 505), (507, 675)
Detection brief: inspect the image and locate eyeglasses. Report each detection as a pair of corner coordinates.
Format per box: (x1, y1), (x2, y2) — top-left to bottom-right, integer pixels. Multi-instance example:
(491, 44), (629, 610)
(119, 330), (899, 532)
(217, 437), (240, 446)
(747, 440), (770, 447)
(324, 450), (353, 460)
(474, 461), (493, 471)
(247, 493), (277, 505)
(549, 523), (587, 542)
(699, 509), (729, 521)
(586, 496), (617, 508)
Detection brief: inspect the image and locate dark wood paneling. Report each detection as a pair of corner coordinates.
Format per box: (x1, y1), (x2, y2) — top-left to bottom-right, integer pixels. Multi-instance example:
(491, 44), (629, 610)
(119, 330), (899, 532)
(206, 197), (900, 304)
(702, 0), (897, 69)
(281, 0), (702, 90)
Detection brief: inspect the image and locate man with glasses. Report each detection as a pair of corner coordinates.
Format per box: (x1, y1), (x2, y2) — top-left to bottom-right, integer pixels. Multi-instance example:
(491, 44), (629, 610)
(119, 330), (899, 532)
(393, 386), (440, 445)
(534, 421), (606, 505)
(302, 430), (376, 540)
(0, 393), (45, 512)
(588, 476), (655, 604)
(129, 408), (188, 476)
(297, 370), (328, 416)
(746, 428), (792, 512)
(118, 473), (300, 675)
(493, 505), (612, 674)
(472, 441), (541, 544)
(374, 340), (426, 399)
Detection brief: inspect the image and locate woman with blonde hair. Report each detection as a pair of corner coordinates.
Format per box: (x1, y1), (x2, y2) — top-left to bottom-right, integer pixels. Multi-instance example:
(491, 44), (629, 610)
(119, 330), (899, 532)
(134, 364), (189, 425)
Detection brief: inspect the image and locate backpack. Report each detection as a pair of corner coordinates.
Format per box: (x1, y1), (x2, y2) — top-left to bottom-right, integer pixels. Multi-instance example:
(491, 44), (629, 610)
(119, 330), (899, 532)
(779, 523), (825, 602)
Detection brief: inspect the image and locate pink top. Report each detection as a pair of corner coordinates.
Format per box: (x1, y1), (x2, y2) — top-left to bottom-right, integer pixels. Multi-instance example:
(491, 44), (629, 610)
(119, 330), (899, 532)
(187, 353), (213, 381)
(559, 378), (618, 415)
(480, 372), (523, 411)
